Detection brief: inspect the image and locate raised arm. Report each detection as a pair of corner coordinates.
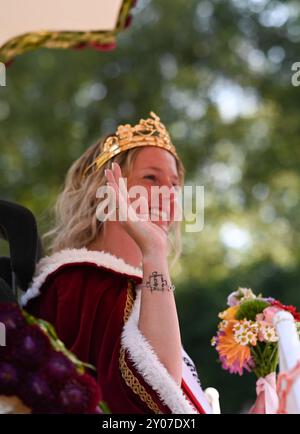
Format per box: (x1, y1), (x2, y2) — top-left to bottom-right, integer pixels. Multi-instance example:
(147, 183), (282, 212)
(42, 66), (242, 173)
(105, 162), (182, 385)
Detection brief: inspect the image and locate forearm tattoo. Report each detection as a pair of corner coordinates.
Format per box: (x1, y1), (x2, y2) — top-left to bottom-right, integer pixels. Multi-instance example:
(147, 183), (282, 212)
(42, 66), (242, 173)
(137, 271), (175, 292)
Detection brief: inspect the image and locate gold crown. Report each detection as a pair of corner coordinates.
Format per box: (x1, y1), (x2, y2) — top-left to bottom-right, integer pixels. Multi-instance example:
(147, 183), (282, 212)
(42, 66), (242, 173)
(83, 111), (180, 177)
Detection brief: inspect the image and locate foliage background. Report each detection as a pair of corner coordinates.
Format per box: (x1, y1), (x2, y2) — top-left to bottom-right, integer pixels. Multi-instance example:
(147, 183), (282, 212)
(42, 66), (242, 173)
(1, 0), (300, 413)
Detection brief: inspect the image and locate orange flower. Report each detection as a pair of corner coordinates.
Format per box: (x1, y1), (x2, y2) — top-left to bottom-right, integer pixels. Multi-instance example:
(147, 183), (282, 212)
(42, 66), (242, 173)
(216, 321), (252, 374)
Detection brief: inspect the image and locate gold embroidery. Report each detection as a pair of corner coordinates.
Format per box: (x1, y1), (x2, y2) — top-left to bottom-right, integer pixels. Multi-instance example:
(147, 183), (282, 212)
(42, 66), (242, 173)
(123, 280), (135, 322)
(119, 279), (163, 414)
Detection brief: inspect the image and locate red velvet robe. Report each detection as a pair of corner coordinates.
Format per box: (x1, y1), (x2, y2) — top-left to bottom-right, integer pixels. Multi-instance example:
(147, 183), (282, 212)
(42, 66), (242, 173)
(22, 248), (215, 414)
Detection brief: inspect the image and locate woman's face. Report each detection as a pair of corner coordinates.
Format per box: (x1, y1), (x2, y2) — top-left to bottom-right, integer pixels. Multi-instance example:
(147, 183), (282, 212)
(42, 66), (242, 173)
(127, 147), (180, 233)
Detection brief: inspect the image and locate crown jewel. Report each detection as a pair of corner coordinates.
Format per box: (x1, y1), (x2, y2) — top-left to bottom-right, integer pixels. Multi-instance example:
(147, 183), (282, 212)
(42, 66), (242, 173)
(83, 111), (179, 177)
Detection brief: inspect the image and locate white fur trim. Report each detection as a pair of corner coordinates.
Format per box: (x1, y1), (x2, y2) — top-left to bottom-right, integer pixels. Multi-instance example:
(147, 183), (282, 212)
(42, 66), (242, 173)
(121, 290), (198, 414)
(21, 248), (143, 307)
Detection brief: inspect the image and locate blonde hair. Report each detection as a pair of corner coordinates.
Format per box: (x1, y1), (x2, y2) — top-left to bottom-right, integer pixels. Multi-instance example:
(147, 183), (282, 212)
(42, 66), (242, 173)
(44, 136), (185, 268)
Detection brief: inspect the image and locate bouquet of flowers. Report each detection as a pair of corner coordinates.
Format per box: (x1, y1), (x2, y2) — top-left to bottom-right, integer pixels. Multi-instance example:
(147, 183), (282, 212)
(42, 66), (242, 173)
(211, 287), (300, 413)
(0, 302), (108, 414)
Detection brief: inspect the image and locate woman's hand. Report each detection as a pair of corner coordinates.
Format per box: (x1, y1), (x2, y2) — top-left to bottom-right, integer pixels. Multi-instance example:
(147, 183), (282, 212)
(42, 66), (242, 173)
(104, 162), (169, 257)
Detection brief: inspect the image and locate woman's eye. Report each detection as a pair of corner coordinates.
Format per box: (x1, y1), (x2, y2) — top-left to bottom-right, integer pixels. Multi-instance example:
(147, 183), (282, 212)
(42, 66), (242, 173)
(144, 175), (156, 181)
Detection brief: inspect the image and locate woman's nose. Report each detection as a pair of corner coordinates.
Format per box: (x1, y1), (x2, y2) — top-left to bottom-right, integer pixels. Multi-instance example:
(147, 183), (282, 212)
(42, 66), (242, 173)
(160, 176), (174, 189)
(156, 182), (177, 206)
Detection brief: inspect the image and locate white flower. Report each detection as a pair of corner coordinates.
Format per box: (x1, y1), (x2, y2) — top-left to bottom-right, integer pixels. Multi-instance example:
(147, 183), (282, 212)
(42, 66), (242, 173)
(218, 320), (229, 331)
(258, 323), (278, 343)
(233, 320), (259, 346)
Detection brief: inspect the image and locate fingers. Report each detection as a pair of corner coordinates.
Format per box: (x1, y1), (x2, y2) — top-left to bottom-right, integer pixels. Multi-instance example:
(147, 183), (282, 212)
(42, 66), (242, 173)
(105, 168), (118, 188)
(104, 166), (120, 213)
(111, 163), (148, 222)
(104, 165), (131, 222)
(105, 163), (142, 223)
(105, 166), (127, 206)
(111, 161), (122, 180)
(137, 195), (150, 221)
(111, 162), (128, 198)
(105, 162), (127, 197)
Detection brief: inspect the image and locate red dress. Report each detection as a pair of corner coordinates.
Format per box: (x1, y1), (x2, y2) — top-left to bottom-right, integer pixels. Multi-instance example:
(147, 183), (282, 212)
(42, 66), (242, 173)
(22, 248), (216, 414)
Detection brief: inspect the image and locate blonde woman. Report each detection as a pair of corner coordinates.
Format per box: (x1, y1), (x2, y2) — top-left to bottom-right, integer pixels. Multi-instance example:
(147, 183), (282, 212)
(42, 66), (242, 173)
(22, 112), (219, 414)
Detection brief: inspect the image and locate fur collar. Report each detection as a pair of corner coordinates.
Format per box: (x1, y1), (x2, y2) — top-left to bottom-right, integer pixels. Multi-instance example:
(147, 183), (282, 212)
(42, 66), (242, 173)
(121, 290), (198, 414)
(21, 247), (143, 306)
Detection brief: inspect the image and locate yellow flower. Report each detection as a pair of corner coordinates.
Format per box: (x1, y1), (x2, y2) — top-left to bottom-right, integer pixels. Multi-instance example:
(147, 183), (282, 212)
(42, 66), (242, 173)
(218, 305), (239, 321)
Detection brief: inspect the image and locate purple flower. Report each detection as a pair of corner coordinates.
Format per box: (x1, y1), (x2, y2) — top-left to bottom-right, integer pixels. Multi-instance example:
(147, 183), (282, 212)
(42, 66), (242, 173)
(0, 303), (26, 338)
(12, 325), (51, 368)
(220, 355), (255, 376)
(42, 351), (75, 384)
(0, 362), (20, 394)
(59, 374), (100, 413)
(20, 372), (55, 411)
(0, 341), (11, 362)
(263, 297), (276, 304)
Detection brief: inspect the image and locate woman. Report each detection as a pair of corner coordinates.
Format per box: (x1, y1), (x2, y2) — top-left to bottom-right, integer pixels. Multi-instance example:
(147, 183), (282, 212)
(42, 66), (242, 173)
(21, 112), (219, 414)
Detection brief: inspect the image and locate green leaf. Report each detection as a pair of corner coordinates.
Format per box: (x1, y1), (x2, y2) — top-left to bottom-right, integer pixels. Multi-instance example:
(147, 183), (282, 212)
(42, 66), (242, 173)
(236, 300), (270, 321)
(251, 342), (278, 378)
(99, 401), (111, 414)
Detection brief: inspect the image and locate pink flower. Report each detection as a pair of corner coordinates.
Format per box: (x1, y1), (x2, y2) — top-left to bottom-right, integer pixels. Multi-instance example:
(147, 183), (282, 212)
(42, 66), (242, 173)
(263, 306), (281, 325)
(227, 293), (239, 307)
(227, 287), (256, 307)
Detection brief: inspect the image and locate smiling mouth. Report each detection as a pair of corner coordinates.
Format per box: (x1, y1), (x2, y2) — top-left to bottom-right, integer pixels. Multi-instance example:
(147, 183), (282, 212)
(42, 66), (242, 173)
(137, 207), (170, 221)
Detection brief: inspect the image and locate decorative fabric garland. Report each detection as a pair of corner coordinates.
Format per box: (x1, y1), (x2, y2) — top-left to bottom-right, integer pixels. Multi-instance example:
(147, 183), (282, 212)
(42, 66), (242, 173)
(0, 0), (136, 64)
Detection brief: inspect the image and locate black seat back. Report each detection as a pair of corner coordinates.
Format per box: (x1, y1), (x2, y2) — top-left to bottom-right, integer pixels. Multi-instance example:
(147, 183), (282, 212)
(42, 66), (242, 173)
(0, 277), (17, 303)
(0, 199), (43, 294)
(0, 256), (12, 288)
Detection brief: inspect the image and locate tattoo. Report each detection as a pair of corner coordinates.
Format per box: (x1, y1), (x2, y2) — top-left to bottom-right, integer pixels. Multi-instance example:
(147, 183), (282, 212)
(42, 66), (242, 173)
(138, 271), (175, 292)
